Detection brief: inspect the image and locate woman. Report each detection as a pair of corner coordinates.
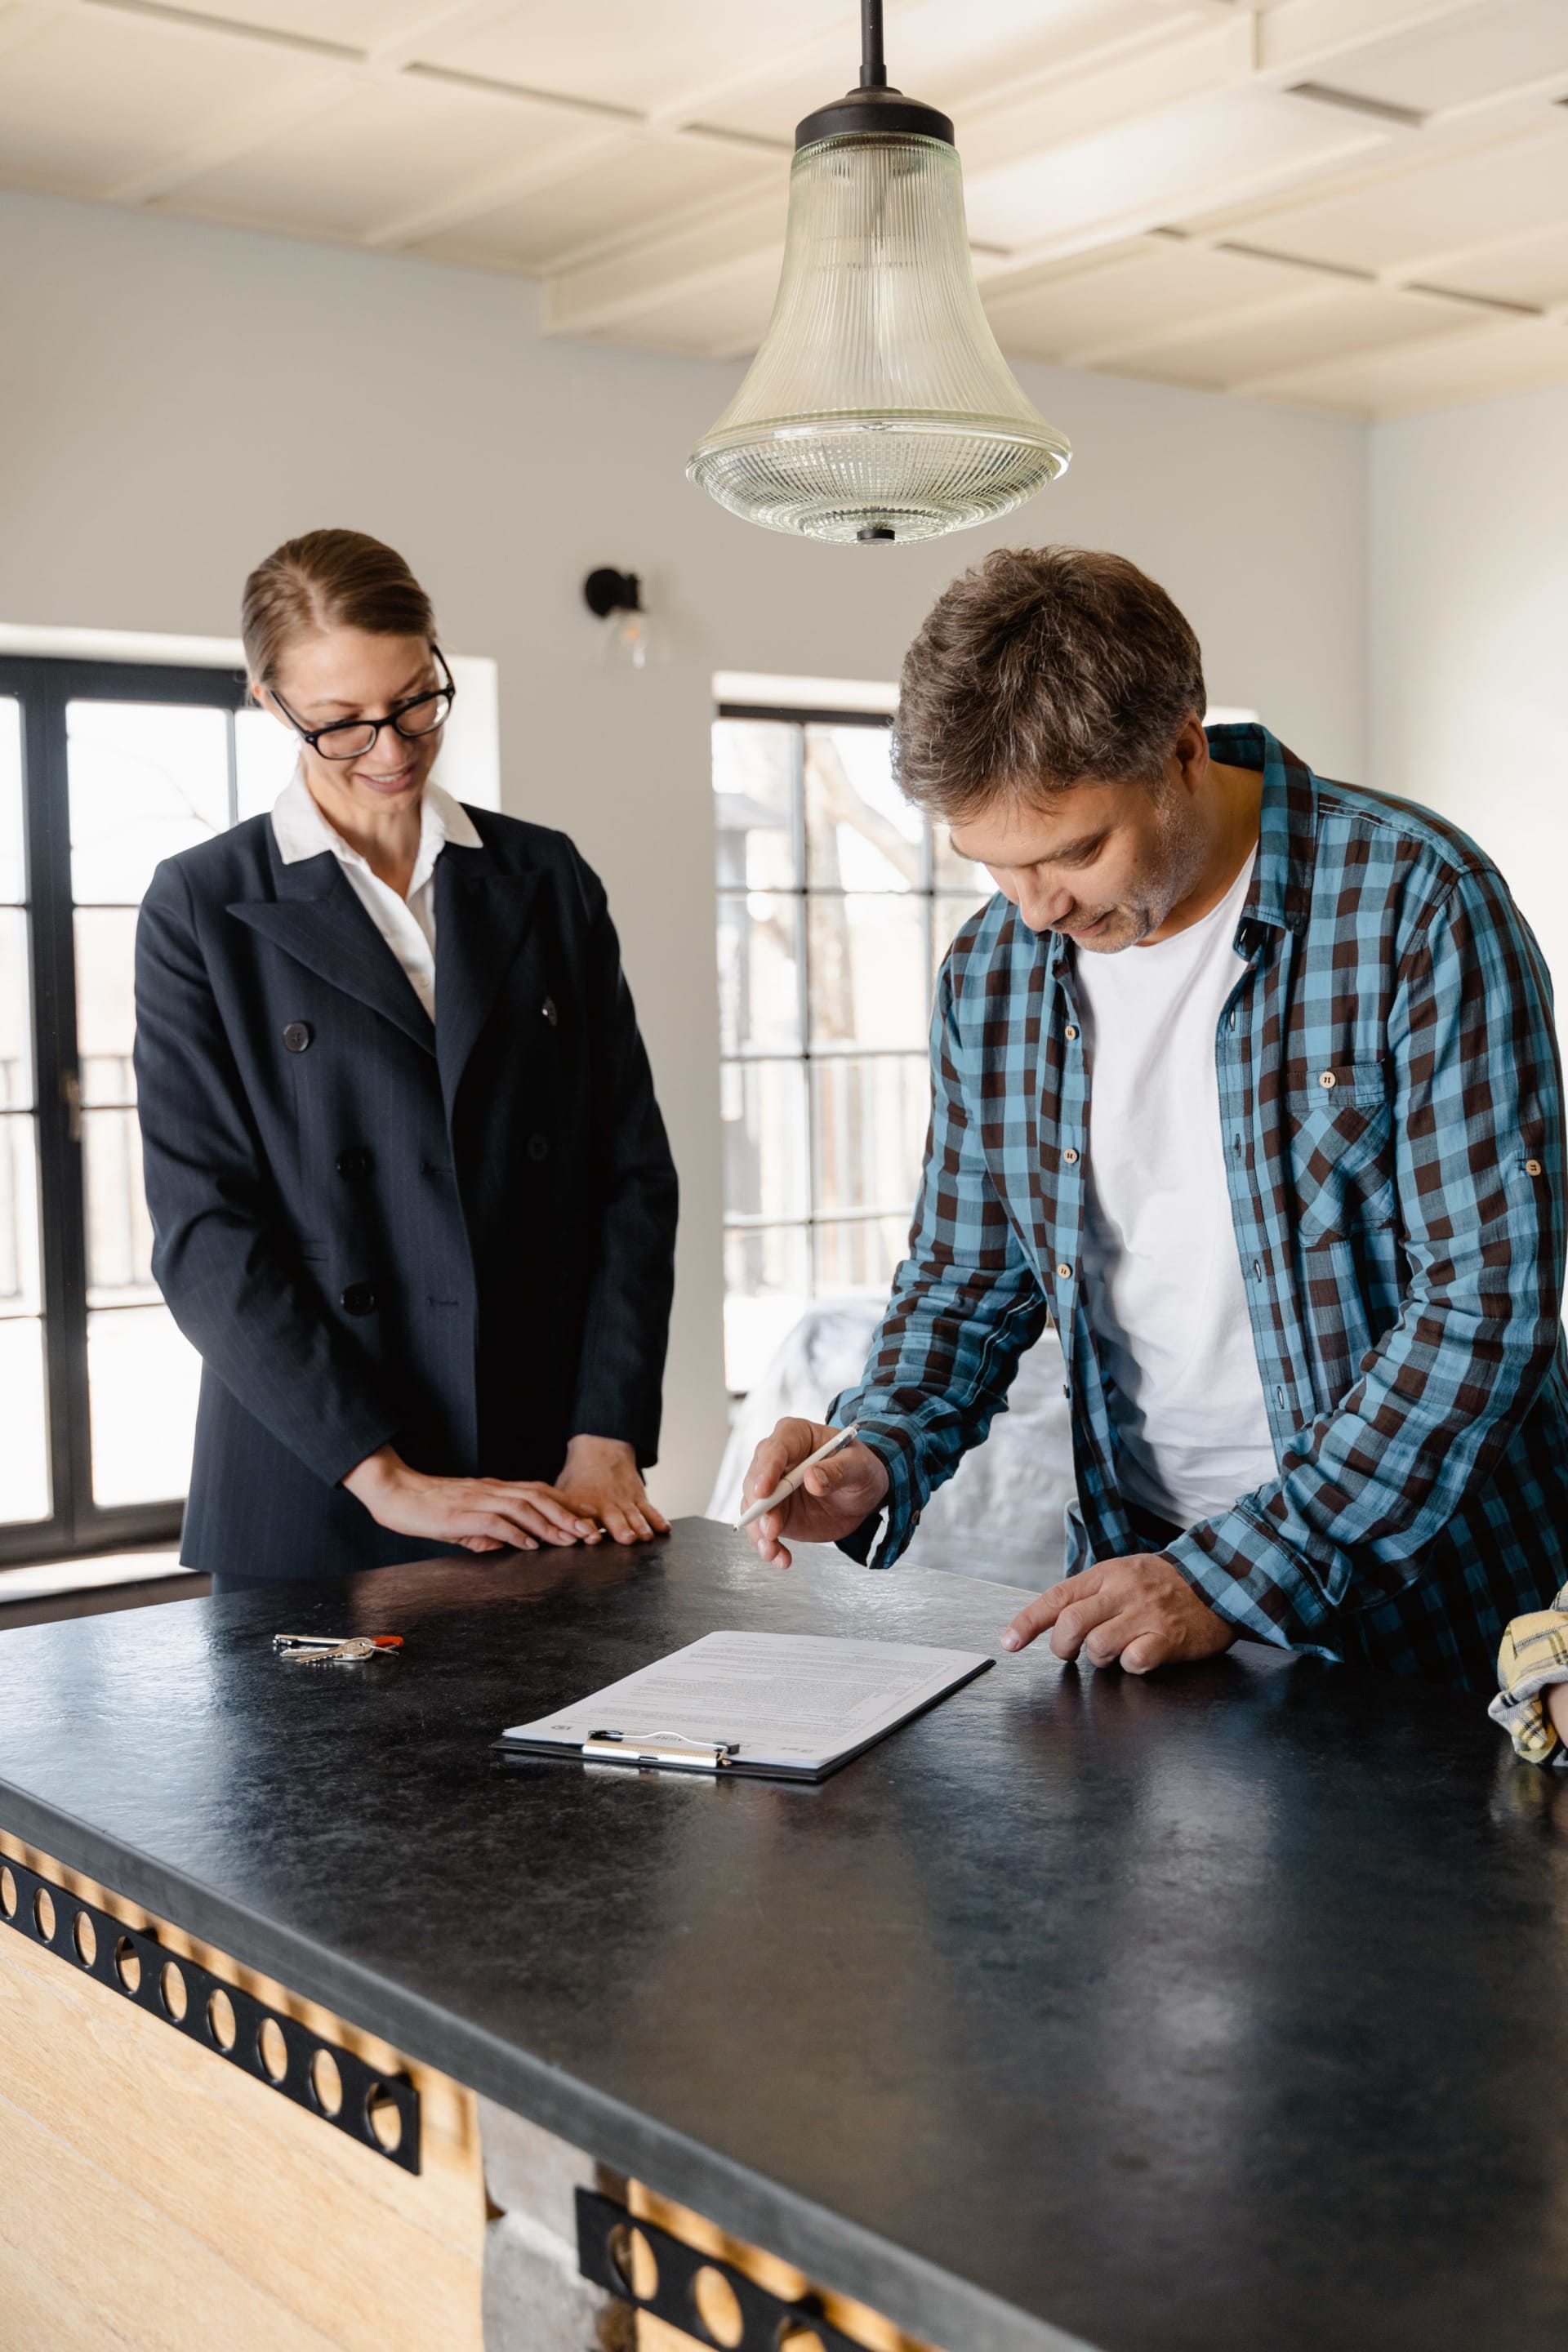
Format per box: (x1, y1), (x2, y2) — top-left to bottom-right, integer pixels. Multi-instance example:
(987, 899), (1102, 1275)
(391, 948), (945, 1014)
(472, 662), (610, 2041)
(135, 528), (678, 1584)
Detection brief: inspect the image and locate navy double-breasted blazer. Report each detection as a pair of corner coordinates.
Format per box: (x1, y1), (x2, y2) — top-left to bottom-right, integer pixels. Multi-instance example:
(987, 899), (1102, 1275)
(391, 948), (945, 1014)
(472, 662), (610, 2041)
(133, 804), (678, 1581)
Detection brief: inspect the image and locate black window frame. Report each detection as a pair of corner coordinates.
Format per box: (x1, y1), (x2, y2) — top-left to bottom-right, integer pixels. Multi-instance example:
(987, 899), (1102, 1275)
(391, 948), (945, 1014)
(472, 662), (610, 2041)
(715, 698), (990, 1399)
(0, 654), (252, 1570)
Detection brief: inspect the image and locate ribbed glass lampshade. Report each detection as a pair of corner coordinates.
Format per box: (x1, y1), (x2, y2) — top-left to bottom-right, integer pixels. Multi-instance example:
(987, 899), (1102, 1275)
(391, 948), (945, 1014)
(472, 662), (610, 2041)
(688, 131), (1071, 543)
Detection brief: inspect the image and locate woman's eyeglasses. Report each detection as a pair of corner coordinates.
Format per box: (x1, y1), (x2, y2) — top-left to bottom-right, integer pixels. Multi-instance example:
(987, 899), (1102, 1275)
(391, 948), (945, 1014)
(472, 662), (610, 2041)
(269, 648), (457, 762)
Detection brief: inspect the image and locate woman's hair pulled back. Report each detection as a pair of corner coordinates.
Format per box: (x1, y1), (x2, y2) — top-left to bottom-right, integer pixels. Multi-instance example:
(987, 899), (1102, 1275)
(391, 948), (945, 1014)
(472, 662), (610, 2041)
(241, 528), (437, 688)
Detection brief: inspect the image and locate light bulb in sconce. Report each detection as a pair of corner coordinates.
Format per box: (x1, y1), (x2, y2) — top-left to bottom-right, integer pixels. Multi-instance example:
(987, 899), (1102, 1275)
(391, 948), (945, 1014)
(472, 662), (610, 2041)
(582, 568), (662, 670)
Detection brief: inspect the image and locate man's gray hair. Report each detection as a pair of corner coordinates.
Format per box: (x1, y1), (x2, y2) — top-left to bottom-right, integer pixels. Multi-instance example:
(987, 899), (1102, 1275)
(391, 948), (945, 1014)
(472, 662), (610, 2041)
(894, 546), (1207, 819)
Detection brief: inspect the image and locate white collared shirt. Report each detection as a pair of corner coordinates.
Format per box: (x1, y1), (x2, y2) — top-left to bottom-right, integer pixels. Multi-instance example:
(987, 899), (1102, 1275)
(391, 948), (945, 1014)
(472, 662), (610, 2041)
(270, 772), (482, 1020)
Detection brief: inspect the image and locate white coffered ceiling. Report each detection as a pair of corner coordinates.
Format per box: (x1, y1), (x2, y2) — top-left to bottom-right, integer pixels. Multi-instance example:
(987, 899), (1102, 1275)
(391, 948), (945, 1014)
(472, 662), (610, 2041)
(1, 0), (1566, 416)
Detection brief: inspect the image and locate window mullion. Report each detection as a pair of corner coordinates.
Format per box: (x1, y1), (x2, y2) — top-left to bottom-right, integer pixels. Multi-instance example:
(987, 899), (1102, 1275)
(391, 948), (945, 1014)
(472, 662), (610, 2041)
(17, 662), (88, 1549)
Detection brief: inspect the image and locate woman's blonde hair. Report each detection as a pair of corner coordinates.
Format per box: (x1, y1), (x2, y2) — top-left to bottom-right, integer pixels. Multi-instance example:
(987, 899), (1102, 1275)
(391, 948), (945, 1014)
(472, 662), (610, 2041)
(241, 528), (437, 687)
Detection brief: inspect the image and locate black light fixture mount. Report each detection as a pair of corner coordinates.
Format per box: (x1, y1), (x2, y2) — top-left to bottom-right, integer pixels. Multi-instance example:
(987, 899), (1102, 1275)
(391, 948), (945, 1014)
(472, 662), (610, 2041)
(795, 0), (954, 148)
(582, 568), (643, 619)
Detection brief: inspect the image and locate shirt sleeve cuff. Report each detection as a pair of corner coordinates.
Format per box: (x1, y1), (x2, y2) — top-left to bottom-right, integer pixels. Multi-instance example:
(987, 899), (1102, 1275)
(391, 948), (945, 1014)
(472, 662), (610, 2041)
(833, 1421), (921, 1570)
(1164, 1505), (1339, 1656)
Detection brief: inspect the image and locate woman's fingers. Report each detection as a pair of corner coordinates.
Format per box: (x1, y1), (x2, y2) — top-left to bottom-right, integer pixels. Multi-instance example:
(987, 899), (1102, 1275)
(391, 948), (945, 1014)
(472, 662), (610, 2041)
(459, 1514), (536, 1551)
(499, 1481), (595, 1541)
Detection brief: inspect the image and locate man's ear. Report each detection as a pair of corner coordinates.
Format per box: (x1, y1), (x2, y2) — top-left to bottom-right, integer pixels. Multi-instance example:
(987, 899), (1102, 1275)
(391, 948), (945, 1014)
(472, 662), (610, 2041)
(1167, 713), (1209, 796)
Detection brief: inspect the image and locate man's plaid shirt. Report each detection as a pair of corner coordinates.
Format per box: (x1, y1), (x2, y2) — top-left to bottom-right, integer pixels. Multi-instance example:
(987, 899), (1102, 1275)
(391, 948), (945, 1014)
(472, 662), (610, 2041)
(837, 723), (1568, 1690)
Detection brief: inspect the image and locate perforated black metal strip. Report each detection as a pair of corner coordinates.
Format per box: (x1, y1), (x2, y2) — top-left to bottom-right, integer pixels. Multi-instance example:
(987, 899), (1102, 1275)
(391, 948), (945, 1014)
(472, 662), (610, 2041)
(577, 2187), (869, 2351)
(0, 1851), (420, 2173)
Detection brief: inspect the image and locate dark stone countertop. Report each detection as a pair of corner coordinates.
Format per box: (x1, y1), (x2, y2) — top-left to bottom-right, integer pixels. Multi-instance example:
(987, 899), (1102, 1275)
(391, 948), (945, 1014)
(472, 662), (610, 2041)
(0, 1521), (1566, 2352)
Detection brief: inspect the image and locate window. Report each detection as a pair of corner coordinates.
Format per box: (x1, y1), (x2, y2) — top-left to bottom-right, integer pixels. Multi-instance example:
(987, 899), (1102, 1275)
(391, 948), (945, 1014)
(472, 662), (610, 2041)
(715, 702), (991, 1394)
(0, 657), (298, 1566)
(0, 649), (497, 1569)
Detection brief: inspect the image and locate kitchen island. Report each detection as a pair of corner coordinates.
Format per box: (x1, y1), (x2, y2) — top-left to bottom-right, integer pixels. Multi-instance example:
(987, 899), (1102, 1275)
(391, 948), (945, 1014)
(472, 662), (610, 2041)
(0, 1519), (1565, 2352)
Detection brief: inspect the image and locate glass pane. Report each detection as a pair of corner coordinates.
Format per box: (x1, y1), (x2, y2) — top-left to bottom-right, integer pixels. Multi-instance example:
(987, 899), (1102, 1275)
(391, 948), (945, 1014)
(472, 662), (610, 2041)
(0, 1316), (49, 1524)
(813, 1215), (909, 1298)
(0, 1115), (42, 1317)
(713, 719), (797, 889)
(74, 907), (138, 1106)
(0, 907), (32, 1109)
(723, 1224), (809, 1396)
(234, 705), (299, 822)
(812, 1054), (929, 1218)
(807, 895), (928, 1050)
(68, 702), (230, 903)
(933, 892), (995, 981)
(804, 723), (920, 891)
(721, 1058), (808, 1223)
(87, 1303), (199, 1506)
(0, 697), (23, 904)
(718, 892), (801, 1055)
(932, 826), (991, 893)
(82, 1107), (156, 1305)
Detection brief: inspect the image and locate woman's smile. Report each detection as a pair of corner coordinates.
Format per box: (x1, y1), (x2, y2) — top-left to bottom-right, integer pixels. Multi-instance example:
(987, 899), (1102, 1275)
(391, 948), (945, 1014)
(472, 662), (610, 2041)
(351, 757), (420, 795)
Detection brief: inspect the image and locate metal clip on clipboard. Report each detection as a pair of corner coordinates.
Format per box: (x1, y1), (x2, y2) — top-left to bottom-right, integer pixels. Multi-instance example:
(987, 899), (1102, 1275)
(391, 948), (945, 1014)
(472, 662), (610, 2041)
(581, 1730), (739, 1772)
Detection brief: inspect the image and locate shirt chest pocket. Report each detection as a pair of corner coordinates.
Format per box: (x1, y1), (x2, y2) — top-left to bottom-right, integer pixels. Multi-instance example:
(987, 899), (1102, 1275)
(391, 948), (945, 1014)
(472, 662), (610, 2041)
(1281, 1060), (1396, 1250)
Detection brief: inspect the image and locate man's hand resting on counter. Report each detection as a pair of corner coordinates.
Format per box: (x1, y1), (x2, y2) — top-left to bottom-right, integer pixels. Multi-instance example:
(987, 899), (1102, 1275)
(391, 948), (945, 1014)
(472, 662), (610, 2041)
(342, 1445), (603, 1554)
(741, 1419), (890, 1569)
(1001, 1552), (1237, 1674)
(553, 1435), (670, 1547)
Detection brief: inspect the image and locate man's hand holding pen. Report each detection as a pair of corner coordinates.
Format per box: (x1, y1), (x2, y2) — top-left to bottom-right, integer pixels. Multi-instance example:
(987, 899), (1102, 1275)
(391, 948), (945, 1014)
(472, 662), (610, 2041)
(739, 1419), (890, 1569)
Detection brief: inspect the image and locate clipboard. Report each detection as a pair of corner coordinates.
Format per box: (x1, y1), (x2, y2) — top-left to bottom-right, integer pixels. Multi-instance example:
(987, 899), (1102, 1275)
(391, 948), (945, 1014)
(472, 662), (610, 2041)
(491, 1631), (994, 1784)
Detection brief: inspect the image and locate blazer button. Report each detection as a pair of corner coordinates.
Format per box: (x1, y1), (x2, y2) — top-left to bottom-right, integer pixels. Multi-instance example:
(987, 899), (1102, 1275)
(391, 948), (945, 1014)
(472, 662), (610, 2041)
(541, 996), (559, 1027)
(283, 1022), (312, 1054)
(528, 1133), (550, 1164)
(336, 1147), (372, 1181)
(341, 1283), (376, 1316)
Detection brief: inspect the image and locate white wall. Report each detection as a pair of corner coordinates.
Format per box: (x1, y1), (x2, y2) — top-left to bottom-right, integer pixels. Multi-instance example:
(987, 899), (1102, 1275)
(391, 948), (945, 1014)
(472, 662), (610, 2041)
(0, 189), (1369, 1512)
(1370, 380), (1568, 992)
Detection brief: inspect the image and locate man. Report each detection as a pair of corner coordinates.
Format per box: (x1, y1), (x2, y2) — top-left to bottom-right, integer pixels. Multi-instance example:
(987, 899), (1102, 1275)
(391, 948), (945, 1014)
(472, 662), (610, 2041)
(741, 547), (1567, 1690)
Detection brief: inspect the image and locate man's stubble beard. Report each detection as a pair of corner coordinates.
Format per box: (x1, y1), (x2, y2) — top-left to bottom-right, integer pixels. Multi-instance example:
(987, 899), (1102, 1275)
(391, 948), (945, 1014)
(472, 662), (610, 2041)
(1075, 782), (1209, 954)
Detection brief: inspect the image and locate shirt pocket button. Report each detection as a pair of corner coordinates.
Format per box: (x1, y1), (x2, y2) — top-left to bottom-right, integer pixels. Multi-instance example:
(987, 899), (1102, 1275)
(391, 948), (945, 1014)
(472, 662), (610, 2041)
(341, 1284), (376, 1316)
(283, 1022), (312, 1054)
(336, 1148), (372, 1181)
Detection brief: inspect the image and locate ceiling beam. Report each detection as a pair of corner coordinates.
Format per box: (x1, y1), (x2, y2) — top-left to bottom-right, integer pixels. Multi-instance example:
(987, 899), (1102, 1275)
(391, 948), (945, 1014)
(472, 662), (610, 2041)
(361, 0), (1231, 260)
(0, 1), (75, 65)
(1226, 307), (1563, 399)
(1254, 0), (1484, 81)
(542, 187), (789, 338)
(104, 74), (359, 205)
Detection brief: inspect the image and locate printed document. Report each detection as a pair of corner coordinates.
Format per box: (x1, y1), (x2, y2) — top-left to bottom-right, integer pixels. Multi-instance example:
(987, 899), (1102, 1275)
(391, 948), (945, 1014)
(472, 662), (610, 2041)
(500, 1630), (992, 1778)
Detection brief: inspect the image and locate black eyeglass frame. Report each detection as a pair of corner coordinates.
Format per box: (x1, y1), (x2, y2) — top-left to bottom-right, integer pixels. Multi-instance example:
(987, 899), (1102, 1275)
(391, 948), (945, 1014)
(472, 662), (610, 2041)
(266, 646), (457, 760)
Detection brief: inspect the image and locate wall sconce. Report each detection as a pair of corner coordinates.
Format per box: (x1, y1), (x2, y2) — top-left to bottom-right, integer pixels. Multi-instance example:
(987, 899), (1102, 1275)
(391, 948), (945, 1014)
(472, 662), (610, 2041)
(582, 568), (657, 670)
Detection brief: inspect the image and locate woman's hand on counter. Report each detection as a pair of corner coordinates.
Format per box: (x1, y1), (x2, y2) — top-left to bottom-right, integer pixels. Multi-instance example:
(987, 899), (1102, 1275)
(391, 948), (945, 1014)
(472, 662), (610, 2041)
(341, 1445), (603, 1553)
(554, 1436), (670, 1547)
(741, 1419), (891, 1570)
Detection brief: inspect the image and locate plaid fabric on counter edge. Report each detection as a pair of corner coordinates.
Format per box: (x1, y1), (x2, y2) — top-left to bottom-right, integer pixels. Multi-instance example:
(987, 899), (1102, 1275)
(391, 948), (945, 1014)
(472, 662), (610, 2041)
(1490, 1586), (1568, 1766)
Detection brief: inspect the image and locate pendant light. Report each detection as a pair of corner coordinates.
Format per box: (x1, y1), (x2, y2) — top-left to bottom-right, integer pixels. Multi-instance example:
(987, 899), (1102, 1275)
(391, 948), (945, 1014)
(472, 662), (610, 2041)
(688, 0), (1071, 545)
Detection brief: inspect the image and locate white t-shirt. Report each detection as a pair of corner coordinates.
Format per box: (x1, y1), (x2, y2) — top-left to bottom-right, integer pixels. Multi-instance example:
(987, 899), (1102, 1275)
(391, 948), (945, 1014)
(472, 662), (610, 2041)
(1072, 850), (1276, 1528)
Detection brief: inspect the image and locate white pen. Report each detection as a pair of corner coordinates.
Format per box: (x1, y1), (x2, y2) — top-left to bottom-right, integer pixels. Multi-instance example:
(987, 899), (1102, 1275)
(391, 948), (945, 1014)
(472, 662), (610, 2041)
(735, 1424), (862, 1533)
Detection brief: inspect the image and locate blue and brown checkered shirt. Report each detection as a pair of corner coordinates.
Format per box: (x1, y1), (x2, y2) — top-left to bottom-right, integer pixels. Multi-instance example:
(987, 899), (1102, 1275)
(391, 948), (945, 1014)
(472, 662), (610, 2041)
(837, 724), (1568, 1690)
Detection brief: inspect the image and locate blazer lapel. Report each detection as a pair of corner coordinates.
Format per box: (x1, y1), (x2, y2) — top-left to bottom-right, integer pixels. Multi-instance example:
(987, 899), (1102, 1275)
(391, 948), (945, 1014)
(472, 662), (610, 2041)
(227, 847), (436, 1054)
(433, 846), (543, 1118)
